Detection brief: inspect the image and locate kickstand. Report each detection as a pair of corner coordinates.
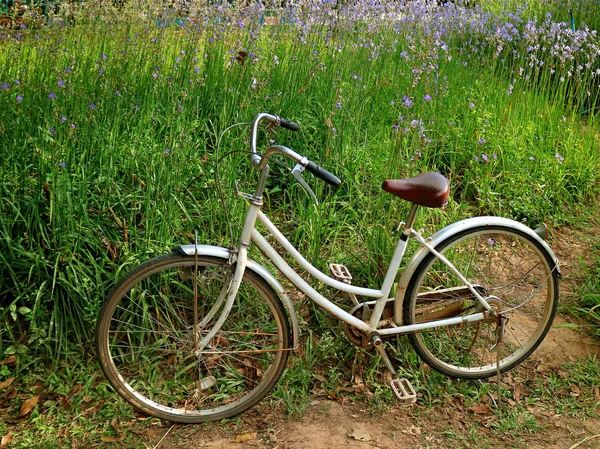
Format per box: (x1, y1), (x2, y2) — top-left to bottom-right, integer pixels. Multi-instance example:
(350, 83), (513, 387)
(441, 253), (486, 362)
(491, 315), (507, 410)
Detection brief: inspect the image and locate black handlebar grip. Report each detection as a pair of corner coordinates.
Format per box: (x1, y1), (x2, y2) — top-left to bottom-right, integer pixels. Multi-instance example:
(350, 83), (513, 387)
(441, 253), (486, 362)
(278, 117), (300, 131)
(305, 161), (342, 188)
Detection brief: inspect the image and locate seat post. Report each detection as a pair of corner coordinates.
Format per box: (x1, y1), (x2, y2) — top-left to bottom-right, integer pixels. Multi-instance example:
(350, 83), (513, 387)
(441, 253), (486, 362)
(404, 203), (420, 231)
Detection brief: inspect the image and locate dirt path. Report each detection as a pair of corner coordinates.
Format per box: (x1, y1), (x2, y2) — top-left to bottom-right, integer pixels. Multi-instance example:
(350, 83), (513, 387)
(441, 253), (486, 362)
(149, 225), (600, 449)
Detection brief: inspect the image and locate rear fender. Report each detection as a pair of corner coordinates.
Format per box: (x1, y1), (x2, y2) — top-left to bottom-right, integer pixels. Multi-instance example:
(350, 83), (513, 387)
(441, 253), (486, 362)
(393, 217), (561, 324)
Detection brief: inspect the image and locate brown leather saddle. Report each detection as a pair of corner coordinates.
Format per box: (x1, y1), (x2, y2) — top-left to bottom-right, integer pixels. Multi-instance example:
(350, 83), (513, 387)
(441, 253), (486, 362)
(382, 172), (449, 208)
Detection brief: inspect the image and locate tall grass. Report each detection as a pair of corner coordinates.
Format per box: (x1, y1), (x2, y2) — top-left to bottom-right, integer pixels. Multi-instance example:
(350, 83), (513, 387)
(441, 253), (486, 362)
(0, 0), (599, 356)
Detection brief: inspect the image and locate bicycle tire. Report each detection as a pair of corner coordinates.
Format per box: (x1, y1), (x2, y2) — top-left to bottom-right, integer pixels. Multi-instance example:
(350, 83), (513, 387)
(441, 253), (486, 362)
(96, 252), (291, 423)
(403, 225), (559, 379)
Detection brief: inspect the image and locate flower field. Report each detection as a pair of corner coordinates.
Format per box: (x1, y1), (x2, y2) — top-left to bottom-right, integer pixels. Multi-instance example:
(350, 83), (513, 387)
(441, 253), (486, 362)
(1, 0), (599, 353)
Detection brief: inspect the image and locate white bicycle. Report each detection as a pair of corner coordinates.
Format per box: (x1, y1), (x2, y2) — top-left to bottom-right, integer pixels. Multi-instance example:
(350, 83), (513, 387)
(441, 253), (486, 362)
(96, 112), (560, 423)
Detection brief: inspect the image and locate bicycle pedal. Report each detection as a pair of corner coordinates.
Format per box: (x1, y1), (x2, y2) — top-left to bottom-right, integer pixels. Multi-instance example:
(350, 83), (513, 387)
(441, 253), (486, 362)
(391, 377), (417, 404)
(330, 263), (352, 284)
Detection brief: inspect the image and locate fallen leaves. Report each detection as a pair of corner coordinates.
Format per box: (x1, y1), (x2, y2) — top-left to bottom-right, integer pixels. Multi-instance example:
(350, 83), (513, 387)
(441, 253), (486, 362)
(348, 427), (371, 441)
(0, 378), (15, 390)
(234, 432), (257, 443)
(1, 433), (12, 448)
(19, 395), (39, 417)
(469, 403), (492, 415)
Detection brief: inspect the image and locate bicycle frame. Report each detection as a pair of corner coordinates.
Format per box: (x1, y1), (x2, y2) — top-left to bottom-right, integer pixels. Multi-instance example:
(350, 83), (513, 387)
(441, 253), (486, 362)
(177, 114), (560, 352)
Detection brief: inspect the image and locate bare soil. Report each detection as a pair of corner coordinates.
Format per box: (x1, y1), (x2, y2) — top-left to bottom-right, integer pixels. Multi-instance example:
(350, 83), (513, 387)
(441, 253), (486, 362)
(147, 225), (600, 449)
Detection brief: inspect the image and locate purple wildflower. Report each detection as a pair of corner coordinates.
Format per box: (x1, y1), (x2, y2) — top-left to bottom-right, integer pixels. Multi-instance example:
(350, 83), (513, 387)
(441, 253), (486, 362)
(58, 80), (66, 88)
(163, 147), (170, 155)
(65, 66), (72, 73)
(473, 156), (479, 162)
(392, 124), (400, 132)
(403, 95), (413, 107)
(487, 238), (495, 246)
(59, 161), (66, 168)
(70, 123), (76, 129)
(478, 137), (486, 145)
(423, 94), (433, 101)
(48, 92), (57, 100)
(331, 128), (337, 133)
(101, 53), (107, 60)
(481, 154), (489, 162)
(507, 84), (514, 95)
(555, 153), (564, 163)
(469, 102), (476, 109)
(16, 94), (23, 103)
(89, 102), (96, 109)
(0, 83), (10, 89)
(529, 156), (535, 161)
(115, 90), (120, 96)
(49, 127), (56, 134)
(335, 101), (342, 109)
(14, 79), (19, 85)
(61, 115), (67, 122)
(134, 104), (140, 111)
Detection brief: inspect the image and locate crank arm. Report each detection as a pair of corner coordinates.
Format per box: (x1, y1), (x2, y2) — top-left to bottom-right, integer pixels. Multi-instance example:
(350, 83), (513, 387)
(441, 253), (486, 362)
(291, 163), (319, 206)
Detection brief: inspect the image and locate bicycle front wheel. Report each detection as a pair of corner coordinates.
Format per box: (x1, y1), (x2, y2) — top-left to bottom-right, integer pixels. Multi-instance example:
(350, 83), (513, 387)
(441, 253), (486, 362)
(96, 253), (291, 423)
(403, 226), (559, 379)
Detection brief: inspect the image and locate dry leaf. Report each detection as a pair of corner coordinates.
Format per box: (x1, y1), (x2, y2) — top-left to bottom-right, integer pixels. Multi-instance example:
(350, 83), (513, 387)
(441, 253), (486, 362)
(570, 385), (581, 396)
(470, 403), (492, 415)
(513, 384), (529, 401)
(100, 435), (120, 443)
(234, 432), (257, 443)
(407, 425), (422, 436)
(19, 395), (40, 417)
(1, 432), (13, 447)
(312, 374), (327, 383)
(348, 428), (372, 441)
(0, 378), (15, 390)
(0, 356), (16, 366)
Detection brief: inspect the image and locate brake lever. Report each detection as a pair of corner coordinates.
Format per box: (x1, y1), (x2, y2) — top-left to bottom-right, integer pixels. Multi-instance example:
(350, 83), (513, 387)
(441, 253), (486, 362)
(291, 163), (319, 206)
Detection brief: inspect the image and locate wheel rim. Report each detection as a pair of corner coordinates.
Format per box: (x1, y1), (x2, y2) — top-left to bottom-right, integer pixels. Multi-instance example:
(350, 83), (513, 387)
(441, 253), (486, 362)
(100, 258), (288, 419)
(409, 228), (557, 377)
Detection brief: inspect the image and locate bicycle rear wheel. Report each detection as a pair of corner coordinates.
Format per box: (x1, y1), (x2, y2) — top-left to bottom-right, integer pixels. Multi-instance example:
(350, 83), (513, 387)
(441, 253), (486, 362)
(96, 253), (291, 423)
(403, 226), (559, 379)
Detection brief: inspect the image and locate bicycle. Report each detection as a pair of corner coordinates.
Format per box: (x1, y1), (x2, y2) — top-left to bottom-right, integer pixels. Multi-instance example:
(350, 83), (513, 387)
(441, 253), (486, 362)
(95, 112), (561, 424)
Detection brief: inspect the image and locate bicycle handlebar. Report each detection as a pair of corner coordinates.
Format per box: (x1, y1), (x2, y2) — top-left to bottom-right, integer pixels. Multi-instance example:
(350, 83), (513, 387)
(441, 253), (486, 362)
(250, 112), (341, 189)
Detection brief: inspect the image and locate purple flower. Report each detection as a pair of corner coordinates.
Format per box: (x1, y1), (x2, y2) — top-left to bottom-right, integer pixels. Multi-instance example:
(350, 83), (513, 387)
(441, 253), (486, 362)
(555, 153), (564, 162)
(58, 80), (66, 88)
(403, 95), (413, 107)
(473, 156), (479, 162)
(134, 105), (140, 110)
(101, 53), (107, 60)
(163, 147), (170, 155)
(16, 94), (23, 103)
(70, 123), (76, 129)
(115, 90), (120, 96)
(335, 101), (342, 109)
(487, 238), (495, 246)
(152, 72), (159, 79)
(61, 115), (67, 122)
(49, 127), (56, 134)
(493, 154), (497, 159)
(390, 100), (395, 106)
(331, 128), (337, 133)
(48, 92), (57, 100)
(65, 66), (72, 73)
(507, 84), (514, 95)
(89, 102), (96, 109)
(478, 137), (486, 145)
(529, 156), (535, 161)
(392, 124), (400, 132)
(0, 83), (10, 89)
(469, 102), (476, 109)
(59, 161), (66, 168)
(14, 79), (19, 86)
(423, 94), (433, 101)
(481, 154), (489, 162)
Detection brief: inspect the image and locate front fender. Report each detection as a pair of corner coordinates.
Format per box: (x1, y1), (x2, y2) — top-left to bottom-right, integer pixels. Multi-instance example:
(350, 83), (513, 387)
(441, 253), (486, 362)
(393, 217), (561, 324)
(175, 244), (299, 349)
